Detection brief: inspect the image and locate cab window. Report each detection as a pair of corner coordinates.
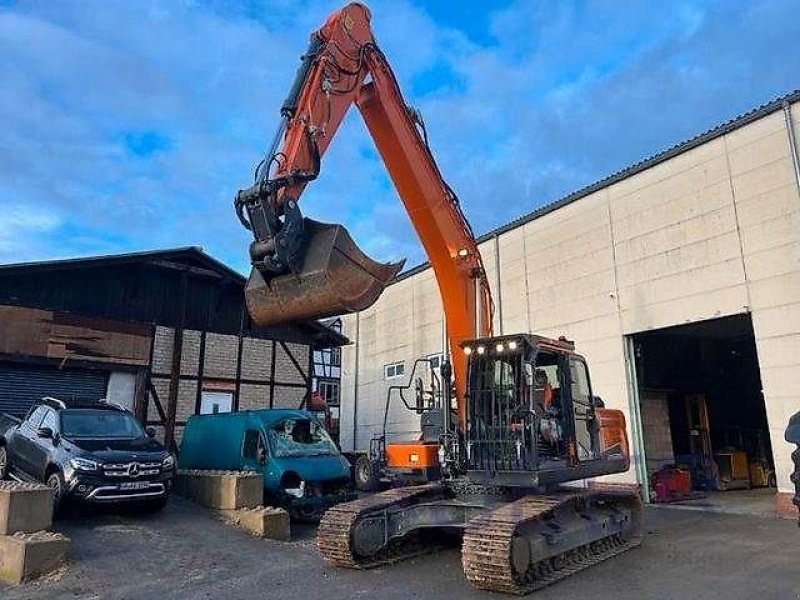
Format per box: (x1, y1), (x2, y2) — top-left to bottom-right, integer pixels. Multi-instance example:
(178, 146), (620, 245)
(25, 406), (47, 429)
(569, 357), (594, 460)
(40, 409), (58, 434)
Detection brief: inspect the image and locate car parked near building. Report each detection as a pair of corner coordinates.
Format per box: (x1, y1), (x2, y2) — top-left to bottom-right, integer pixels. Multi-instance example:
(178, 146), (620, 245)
(179, 409), (355, 519)
(0, 397), (175, 513)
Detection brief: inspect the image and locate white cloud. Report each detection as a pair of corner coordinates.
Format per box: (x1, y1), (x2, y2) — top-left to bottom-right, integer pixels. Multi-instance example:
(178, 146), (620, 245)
(1, 0), (799, 274)
(0, 202), (62, 259)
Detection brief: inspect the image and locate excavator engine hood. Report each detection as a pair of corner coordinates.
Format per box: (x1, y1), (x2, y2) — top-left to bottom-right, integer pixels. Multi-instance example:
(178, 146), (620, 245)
(246, 219), (404, 327)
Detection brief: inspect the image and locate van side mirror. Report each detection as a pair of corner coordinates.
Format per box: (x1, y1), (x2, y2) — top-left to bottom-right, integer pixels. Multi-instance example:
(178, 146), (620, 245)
(146, 427), (157, 438)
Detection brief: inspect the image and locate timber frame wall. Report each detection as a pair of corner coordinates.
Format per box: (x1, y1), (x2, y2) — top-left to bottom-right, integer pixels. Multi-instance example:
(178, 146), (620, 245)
(141, 323), (313, 450)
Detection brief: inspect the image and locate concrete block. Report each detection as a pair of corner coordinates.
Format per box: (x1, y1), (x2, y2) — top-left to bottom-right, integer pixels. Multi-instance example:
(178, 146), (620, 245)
(223, 506), (291, 541)
(0, 482), (53, 535)
(175, 470), (262, 510)
(0, 531), (70, 584)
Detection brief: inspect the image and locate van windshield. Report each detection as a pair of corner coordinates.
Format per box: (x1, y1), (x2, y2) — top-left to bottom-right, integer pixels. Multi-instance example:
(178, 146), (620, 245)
(267, 418), (336, 458)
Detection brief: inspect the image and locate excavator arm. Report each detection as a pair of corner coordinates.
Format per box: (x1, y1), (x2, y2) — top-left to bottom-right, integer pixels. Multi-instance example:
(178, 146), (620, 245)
(235, 2), (492, 424)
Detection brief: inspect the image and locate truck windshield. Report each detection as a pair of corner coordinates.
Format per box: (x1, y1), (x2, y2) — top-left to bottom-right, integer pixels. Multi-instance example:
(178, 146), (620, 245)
(61, 410), (146, 439)
(267, 418), (336, 458)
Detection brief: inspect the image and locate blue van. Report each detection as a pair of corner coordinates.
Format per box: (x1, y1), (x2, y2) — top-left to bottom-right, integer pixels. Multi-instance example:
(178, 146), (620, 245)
(179, 409), (355, 519)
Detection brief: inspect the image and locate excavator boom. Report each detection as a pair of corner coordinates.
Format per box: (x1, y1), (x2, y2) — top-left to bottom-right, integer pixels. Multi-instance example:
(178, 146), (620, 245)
(235, 2), (492, 423)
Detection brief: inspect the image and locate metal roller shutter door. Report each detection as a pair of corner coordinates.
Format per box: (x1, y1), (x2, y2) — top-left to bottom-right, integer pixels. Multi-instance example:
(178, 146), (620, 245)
(0, 364), (109, 417)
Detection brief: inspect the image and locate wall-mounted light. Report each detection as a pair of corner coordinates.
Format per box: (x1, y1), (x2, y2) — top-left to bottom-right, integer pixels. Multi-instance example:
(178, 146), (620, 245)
(457, 248), (470, 257)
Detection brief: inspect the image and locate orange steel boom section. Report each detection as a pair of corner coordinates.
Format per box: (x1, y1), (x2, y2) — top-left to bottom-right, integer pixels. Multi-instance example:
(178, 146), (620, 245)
(261, 3), (493, 424)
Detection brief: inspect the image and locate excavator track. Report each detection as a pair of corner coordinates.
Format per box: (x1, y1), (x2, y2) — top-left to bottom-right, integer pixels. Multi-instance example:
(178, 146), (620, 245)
(316, 483), (446, 568)
(462, 486), (642, 595)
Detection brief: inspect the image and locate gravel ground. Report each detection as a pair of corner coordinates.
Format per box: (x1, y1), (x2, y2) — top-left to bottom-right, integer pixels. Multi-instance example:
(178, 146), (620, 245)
(3, 496), (799, 600)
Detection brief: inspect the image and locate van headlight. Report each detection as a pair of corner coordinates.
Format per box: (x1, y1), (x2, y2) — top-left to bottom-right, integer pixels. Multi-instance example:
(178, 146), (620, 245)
(70, 458), (99, 472)
(162, 454), (176, 469)
(285, 480), (305, 498)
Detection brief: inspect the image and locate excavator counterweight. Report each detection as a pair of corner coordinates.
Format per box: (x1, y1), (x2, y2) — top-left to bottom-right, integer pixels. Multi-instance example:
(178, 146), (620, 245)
(245, 219), (403, 327)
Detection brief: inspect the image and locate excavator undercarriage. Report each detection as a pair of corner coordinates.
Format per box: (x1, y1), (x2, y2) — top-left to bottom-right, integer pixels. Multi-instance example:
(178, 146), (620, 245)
(318, 481), (641, 595)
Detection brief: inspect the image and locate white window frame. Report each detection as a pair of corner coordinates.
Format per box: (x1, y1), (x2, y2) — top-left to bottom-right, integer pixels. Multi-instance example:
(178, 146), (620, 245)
(384, 361), (405, 380)
(426, 353), (446, 372)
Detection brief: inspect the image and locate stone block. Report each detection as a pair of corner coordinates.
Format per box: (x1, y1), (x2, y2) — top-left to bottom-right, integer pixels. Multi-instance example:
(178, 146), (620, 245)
(0, 531), (70, 584)
(174, 470), (262, 510)
(223, 506), (291, 541)
(0, 482), (53, 535)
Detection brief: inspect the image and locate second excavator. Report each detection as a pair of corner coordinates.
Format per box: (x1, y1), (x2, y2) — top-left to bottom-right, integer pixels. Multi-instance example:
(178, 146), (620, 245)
(234, 3), (641, 594)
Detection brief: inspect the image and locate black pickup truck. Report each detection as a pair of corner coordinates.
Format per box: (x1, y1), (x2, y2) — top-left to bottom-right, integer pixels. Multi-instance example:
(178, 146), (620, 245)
(0, 397), (175, 513)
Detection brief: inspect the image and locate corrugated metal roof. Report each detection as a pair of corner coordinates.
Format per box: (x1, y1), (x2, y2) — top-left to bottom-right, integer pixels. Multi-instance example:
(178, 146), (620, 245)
(395, 88), (800, 283)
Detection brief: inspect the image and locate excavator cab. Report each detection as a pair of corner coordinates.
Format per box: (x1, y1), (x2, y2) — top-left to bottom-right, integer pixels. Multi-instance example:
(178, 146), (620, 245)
(244, 218), (403, 327)
(461, 334), (630, 488)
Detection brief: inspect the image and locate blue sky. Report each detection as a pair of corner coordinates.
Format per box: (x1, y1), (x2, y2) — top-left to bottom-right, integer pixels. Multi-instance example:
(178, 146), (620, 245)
(1, 0), (799, 273)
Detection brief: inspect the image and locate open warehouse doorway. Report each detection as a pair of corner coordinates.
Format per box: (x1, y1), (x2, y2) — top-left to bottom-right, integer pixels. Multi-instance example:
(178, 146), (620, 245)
(630, 314), (777, 516)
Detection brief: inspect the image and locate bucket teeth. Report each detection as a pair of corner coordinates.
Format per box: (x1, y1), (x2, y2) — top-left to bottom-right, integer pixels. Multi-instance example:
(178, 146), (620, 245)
(246, 218), (404, 327)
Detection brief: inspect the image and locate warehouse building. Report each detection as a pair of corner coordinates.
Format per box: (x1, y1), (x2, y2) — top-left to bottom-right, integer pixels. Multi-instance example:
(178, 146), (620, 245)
(0, 247), (347, 449)
(338, 91), (800, 517)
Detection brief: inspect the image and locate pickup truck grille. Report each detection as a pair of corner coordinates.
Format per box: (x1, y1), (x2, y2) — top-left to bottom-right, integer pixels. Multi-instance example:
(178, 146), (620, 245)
(102, 461), (161, 478)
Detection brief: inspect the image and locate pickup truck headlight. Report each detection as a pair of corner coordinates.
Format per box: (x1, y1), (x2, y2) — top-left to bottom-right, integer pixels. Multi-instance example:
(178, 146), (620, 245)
(162, 454), (176, 469)
(70, 458), (99, 472)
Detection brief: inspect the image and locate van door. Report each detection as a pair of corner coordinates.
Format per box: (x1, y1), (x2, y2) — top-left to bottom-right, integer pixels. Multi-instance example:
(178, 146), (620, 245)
(242, 428), (268, 472)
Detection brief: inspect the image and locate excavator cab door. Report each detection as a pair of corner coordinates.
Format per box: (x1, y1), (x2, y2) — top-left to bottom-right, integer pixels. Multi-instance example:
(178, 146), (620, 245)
(246, 219), (404, 327)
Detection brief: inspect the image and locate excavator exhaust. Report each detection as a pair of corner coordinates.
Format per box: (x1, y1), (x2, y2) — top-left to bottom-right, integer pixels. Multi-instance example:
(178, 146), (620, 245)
(245, 219), (404, 327)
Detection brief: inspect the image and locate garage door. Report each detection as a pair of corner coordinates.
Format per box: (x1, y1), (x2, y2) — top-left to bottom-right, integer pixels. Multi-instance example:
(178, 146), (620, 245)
(0, 363), (109, 417)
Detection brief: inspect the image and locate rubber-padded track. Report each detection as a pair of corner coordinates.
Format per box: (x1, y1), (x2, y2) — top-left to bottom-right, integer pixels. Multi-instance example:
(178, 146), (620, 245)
(462, 485), (643, 595)
(316, 483), (445, 568)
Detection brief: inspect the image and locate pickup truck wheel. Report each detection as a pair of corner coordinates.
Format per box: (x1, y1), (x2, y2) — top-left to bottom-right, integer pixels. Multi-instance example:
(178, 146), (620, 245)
(354, 455), (380, 492)
(0, 447), (7, 479)
(46, 471), (66, 516)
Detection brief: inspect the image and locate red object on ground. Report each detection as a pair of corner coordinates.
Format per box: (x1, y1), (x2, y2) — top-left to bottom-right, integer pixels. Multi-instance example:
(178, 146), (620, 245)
(652, 467), (693, 503)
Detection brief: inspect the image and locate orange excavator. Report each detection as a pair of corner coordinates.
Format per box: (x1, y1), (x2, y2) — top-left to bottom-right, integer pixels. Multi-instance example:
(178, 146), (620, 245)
(235, 3), (641, 593)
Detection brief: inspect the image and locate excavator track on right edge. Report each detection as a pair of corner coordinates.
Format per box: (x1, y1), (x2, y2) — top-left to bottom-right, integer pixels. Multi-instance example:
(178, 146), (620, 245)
(462, 486), (642, 595)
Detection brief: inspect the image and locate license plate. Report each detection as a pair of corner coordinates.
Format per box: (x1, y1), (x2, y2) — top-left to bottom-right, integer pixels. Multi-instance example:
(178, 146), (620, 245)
(120, 482), (151, 491)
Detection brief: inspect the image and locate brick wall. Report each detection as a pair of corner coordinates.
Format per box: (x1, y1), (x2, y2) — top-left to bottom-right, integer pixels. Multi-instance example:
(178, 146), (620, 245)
(203, 333), (238, 379)
(241, 338), (272, 380)
(274, 342), (308, 384)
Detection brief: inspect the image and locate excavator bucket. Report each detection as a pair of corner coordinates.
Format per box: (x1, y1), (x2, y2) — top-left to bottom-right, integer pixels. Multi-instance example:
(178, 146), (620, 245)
(245, 219), (404, 327)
